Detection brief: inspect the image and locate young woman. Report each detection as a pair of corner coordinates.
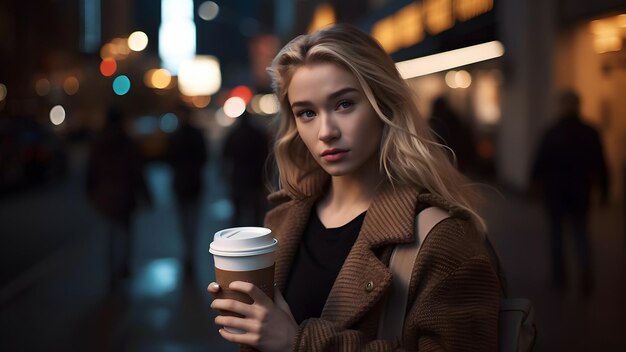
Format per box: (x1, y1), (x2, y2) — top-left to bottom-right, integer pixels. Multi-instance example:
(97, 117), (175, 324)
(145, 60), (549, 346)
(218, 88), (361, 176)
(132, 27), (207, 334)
(209, 24), (501, 351)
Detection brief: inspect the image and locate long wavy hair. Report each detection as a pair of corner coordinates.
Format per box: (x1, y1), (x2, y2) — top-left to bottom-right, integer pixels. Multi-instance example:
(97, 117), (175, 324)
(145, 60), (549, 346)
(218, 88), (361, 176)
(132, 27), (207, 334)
(267, 23), (486, 232)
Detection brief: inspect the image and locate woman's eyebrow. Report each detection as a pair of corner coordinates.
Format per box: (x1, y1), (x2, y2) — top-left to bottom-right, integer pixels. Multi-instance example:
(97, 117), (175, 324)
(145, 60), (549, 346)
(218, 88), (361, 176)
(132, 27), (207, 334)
(327, 87), (359, 100)
(290, 87), (359, 109)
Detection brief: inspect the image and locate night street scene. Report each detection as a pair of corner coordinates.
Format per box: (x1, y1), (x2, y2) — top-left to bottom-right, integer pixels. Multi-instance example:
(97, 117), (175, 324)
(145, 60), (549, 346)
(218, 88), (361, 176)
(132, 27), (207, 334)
(1, 1), (625, 351)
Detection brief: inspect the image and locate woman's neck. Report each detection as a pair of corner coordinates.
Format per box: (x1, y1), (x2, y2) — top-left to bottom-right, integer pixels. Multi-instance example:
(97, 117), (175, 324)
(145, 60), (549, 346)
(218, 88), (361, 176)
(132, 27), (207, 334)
(316, 167), (383, 228)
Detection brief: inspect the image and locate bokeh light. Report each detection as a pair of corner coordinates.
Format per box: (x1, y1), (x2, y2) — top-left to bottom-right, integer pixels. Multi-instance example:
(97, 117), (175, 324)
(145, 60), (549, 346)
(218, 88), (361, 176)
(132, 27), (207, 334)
(445, 70), (472, 89)
(112, 37), (131, 57)
(150, 68), (172, 89)
(63, 76), (80, 95)
(128, 31), (149, 51)
(133, 258), (179, 297)
(160, 112), (179, 133)
(100, 58), (117, 76)
(593, 34), (622, 53)
(0, 83), (7, 101)
(223, 96), (246, 118)
(144, 69), (157, 88)
(198, 1), (219, 21)
(100, 43), (116, 59)
(35, 78), (51, 96)
(589, 19), (613, 35)
(192, 95), (211, 108)
(230, 85), (253, 104)
(49, 105), (66, 125)
(308, 3), (336, 33)
(159, 0), (196, 75)
(259, 94), (279, 115)
(445, 71), (458, 88)
(455, 70), (472, 88)
(215, 107), (236, 127)
(134, 115), (158, 135)
(249, 94), (262, 114)
(178, 55), (221, 96)
(113, 75), (131, 95)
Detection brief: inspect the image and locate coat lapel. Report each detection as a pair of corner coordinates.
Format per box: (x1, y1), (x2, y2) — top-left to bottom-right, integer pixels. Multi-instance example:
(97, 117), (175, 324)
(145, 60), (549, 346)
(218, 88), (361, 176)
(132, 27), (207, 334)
(321, 183), (420, 328)
(269, 197), (316, 290)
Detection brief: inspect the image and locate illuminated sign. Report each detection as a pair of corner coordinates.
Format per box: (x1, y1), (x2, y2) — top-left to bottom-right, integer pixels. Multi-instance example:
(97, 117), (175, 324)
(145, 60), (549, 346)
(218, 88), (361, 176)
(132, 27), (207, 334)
(372, 0), (494, 53)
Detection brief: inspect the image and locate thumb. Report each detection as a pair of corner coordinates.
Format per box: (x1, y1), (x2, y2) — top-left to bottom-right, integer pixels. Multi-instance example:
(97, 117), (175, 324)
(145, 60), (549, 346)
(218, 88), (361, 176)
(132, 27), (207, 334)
(207, 282), (221, 299)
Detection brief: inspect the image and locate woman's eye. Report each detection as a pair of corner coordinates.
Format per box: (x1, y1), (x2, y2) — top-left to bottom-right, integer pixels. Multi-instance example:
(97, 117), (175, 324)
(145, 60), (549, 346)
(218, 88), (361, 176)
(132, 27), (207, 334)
(337, 101), (353, 110)
(296, 110), (315, 120)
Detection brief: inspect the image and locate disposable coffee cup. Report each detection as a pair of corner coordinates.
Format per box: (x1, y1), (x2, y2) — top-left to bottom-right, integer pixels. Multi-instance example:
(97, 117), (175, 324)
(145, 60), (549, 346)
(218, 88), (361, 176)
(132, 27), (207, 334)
(209, 226), (278, 334)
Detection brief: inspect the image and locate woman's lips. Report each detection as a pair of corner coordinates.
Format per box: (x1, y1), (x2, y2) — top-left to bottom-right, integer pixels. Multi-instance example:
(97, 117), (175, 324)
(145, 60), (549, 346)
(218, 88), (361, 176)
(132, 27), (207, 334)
(321, 149), (349, 162)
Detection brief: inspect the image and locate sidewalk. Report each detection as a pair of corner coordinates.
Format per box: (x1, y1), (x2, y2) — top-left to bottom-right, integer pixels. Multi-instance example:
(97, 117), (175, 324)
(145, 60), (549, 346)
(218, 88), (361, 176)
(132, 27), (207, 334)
(78, 161), (239, 352)
(483, 187), (626, 351)
(0, 160), (239, 352)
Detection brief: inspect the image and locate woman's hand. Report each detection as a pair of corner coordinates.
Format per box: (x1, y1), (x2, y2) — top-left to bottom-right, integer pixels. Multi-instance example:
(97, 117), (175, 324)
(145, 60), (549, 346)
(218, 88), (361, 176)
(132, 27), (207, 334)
(208, 281), (298, 352)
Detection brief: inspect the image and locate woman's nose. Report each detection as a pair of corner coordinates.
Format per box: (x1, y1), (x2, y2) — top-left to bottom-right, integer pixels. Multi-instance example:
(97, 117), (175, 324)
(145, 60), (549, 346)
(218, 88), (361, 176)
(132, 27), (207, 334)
(318, 114), (340, 142)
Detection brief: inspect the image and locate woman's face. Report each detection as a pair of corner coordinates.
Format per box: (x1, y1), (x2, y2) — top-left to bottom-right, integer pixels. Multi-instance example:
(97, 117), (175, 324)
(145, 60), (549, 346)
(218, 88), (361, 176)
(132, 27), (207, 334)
(287, 62), (383, 179)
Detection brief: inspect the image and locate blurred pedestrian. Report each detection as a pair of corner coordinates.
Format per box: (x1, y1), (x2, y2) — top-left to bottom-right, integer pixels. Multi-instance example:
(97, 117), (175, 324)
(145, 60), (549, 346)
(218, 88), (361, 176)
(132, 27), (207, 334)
(85, 106), (152, 290)
(532, 89), (609, 296)
(221, 111), (270, 227)
(428, 95), (477, 173)
(166, 104), (208, 275)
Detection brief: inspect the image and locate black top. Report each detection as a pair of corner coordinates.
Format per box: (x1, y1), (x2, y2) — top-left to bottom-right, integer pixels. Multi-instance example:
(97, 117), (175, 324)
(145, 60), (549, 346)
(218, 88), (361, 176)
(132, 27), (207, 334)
(283, 208), (366, 324)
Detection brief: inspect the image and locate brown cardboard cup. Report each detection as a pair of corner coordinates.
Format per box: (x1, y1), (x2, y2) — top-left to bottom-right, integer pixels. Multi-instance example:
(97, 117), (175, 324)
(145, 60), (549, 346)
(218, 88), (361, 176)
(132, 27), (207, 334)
(209, 227), (278, 334)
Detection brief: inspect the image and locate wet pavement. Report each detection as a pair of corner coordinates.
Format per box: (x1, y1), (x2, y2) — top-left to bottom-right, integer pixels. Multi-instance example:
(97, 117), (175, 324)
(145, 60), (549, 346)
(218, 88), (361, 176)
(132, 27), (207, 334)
(1, 148), (624, 351)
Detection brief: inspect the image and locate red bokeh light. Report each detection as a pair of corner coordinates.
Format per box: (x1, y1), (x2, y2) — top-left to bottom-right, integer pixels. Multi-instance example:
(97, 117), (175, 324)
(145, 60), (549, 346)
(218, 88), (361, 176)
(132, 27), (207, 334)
(230, 85), (253, 104)
(100, 58), (117, 77)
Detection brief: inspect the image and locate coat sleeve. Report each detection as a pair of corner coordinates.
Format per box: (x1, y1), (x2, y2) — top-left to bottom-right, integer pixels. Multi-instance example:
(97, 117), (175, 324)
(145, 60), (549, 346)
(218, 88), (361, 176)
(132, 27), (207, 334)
(409, 255), (501, 351)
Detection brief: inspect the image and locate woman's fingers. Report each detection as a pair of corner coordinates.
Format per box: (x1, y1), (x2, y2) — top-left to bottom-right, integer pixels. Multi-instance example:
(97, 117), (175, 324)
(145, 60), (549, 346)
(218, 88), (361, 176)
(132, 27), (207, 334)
(210, 281), (273, 321)
(209, 281), (272, 307)
(228, 281), (272, 306)
(210, 282), (299, 351)
(214, 315), (259, 334)
(211, 298), (255, 317)
(218, 327), (261, 345)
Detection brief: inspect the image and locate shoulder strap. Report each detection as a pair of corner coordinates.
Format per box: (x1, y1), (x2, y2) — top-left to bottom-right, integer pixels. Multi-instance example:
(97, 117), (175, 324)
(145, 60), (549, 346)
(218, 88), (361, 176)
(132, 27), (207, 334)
(377, 207), (450, 341)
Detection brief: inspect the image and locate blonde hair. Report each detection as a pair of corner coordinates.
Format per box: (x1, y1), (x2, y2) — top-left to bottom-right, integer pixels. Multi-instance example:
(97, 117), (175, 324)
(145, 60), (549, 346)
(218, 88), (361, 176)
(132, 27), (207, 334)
(268, 24), (486, 232)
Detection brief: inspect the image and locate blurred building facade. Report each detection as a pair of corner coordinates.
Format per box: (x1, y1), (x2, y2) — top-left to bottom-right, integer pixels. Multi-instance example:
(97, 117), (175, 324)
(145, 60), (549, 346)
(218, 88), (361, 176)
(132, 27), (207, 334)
(301, 0), (626, 202)
(1, 0), (625, 201)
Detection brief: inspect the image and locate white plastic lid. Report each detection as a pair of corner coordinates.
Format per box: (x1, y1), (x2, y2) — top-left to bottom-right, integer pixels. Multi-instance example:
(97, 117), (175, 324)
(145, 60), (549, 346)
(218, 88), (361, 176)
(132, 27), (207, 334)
(209, 227), (278, 257)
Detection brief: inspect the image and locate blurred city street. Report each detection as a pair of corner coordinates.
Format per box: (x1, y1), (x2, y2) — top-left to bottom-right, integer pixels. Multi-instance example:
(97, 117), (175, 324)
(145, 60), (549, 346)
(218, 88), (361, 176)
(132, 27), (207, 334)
(1, 144), (624, 351)
(2, 0), (626, 351)
(0, 147), (238, 352)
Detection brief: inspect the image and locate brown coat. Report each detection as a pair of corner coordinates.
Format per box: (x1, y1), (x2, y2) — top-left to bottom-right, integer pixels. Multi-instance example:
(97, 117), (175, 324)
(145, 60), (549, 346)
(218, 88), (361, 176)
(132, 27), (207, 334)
(263, 182), (500, 351)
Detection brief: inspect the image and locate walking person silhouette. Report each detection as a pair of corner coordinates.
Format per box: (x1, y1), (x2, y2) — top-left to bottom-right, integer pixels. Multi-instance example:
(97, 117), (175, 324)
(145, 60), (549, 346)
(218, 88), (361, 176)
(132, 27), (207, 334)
(532, 89), (609, 296)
